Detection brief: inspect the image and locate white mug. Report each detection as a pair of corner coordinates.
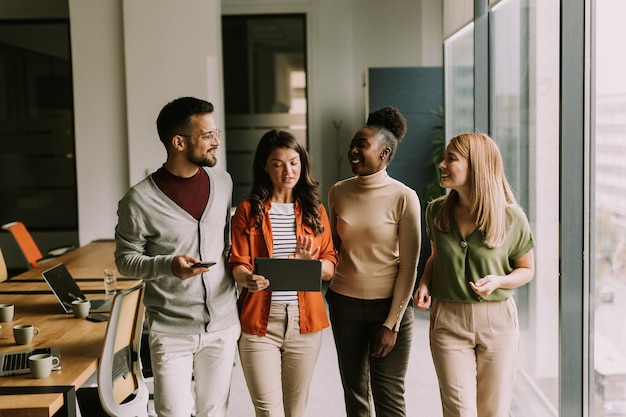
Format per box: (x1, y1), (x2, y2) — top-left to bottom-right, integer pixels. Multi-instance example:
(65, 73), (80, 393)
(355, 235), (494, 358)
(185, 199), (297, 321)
(0, 304), (14, 322)
(28, 353), (60, 379)
(71, 300), (91, 319)
(13, 324), (40, 345)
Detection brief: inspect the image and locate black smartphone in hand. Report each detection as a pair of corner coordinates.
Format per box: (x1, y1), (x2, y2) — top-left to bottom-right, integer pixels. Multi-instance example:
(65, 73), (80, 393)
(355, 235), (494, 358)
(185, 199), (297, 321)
(191, 261), (216, 268)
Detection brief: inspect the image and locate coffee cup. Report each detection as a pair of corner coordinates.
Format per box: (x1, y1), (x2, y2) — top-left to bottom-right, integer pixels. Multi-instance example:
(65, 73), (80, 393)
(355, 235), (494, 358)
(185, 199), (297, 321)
(0, 304), (14, 322)
(13, 324), (40, 345)
(28, 353), (60, 379)
(71, 300), (91, 319)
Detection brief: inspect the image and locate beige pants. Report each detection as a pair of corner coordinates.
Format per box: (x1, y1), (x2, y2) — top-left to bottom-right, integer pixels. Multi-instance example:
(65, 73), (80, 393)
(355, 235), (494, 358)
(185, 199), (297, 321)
(429, 298), (519, 417)
(239, 303), (323, 417)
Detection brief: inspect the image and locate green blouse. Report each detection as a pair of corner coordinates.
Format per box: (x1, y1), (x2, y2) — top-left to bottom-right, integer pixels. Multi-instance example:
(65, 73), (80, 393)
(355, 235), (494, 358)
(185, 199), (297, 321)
(426, 198), (535, 303)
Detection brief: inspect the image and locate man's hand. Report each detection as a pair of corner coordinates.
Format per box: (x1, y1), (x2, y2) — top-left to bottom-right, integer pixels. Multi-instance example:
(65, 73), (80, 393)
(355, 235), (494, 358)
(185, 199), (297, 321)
(171, 255), (211, 280)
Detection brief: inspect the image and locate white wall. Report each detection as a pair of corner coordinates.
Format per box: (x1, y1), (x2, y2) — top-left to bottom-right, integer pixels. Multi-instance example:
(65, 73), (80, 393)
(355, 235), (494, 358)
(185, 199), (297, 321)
(123, 0), (226, 186)
(69, 0), (128, 244)
(443, 0), (473, 38)
(66, 0), (443, 244)
(69, 0), (225, 244)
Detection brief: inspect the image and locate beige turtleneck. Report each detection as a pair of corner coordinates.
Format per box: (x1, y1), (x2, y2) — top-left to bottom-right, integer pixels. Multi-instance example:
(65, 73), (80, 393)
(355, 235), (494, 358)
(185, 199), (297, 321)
(328, 169), (421, 331)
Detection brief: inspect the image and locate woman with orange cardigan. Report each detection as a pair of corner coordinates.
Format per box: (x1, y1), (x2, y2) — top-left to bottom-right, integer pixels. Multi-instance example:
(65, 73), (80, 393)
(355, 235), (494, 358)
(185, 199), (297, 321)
(229, 129), (337, 417)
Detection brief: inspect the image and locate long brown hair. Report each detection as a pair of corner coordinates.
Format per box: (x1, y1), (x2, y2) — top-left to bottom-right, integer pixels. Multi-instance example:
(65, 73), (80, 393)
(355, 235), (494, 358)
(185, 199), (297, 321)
(248, 130), (324, 235)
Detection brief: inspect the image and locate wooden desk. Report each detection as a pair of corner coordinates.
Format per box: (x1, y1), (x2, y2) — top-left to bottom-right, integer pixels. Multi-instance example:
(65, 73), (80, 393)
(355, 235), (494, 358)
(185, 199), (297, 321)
(9, 240), (118, 281)
(2, 240), (136, 295)
(0, 241), (141, 417)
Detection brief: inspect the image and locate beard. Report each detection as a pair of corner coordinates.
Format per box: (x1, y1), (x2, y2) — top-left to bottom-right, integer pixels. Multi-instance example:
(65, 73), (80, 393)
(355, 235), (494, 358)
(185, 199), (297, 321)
(187, 146), (217, 167)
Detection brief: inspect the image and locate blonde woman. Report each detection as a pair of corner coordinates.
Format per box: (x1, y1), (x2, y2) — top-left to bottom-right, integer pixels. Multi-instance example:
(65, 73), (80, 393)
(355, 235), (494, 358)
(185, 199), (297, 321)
(413, 132), (535, 417)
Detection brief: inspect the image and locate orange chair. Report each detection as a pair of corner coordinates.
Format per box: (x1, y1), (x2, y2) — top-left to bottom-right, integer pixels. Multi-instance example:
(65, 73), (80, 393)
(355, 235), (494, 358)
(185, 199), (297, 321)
(1, 221), (74, 269)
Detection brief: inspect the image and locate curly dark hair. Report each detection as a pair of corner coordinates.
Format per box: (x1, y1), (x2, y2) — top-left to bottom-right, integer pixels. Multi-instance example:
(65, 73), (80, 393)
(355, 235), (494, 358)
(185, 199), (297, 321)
(248, 129), (324, 235)
(365, 106), (407, 163)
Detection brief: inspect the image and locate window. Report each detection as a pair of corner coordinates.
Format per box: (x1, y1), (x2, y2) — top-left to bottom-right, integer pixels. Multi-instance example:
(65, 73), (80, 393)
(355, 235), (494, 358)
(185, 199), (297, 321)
(444, 23), (475, 138)
(0, 20), (77, 231)
(592, 1), (626, 415)
(444, 1), (560, 414)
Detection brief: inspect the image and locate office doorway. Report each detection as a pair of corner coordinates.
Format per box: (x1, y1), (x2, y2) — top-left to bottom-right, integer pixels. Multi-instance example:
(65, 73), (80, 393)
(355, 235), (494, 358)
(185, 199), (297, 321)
(222, 14), (308, 206)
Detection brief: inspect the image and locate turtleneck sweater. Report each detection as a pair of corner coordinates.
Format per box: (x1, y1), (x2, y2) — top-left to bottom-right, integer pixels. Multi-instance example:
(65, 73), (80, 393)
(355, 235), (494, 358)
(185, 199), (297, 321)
(328, 169), (421, 331)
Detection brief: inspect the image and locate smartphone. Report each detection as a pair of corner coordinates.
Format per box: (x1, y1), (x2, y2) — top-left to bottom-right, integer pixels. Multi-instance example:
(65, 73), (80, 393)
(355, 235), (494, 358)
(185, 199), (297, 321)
(191, 261), (216, 268)
(86, 314), (109, 322)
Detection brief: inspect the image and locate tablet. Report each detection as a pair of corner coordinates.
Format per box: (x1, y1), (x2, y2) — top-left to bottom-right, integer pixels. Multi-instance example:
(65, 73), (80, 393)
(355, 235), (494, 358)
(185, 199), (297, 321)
(254, 258), (322, 292)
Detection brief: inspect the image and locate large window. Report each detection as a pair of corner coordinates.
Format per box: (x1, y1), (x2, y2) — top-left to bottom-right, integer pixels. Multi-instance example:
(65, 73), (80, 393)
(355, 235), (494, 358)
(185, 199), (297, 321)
(0, 21), (76, 231)
(444, 1), (560, 415)
(444, 23), (475, 138)
(0, 19), (78, 270)
(592, 1), (626, 415)
(490, 0), (529, 208)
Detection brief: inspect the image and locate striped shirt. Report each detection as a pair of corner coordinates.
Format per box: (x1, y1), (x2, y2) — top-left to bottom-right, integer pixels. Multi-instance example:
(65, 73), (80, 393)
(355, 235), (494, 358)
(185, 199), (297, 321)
(269, 202), (298, 304)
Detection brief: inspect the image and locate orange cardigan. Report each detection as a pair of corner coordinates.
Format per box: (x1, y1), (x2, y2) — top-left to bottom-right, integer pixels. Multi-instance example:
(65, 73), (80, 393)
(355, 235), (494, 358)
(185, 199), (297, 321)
(229, 199), (338, 336)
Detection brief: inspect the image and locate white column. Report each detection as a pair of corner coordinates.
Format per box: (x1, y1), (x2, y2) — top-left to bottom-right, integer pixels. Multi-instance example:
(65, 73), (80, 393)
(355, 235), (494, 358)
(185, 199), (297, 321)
(123, 0), (226, 185)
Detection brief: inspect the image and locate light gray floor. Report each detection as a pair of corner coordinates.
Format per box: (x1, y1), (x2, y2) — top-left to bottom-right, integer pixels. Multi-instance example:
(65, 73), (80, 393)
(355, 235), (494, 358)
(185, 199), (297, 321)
(226, 309), (442, 417)
(146, 309), (442, 417)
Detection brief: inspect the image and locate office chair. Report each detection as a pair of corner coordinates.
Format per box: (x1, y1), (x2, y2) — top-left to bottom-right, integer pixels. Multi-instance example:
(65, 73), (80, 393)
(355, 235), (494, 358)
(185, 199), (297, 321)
(1, 221), (74, 269)
(97, 282), (149, 417)
(0, 248), (7, 283)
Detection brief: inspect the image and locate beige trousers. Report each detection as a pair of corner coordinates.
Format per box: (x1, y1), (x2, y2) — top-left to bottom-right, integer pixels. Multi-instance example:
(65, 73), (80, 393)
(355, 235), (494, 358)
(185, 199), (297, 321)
(429, 298), (520, 417)
(238, 303), (323, 417)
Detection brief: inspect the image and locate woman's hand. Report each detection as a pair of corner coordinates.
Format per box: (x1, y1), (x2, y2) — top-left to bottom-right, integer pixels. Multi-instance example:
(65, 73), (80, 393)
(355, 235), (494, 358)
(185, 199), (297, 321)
(413, 281), (431, 310)
(292, 235), (320, 260)
(233, 265), (270, 291)
(244, 272), (270, 292)
(470, 250), (535, 297)
(371, 326), (397, 358)
(469, 275), (502, 297)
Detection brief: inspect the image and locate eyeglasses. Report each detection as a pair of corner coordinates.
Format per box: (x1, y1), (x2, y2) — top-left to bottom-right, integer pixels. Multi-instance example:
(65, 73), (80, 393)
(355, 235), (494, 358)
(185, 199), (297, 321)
(178, 129), (221, 142)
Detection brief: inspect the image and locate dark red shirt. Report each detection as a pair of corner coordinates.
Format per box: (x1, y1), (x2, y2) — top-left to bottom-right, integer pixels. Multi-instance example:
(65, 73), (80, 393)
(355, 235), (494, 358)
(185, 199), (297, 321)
(152, 166), (209, 220)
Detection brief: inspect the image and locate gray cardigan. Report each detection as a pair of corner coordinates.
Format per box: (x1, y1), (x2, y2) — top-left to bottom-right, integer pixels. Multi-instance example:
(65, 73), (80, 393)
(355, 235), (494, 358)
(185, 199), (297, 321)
(114, 167), (239, 334)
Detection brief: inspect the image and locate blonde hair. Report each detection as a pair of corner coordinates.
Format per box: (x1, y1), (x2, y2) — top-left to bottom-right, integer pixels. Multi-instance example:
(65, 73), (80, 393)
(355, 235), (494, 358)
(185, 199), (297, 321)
(434, 132), (517, 248)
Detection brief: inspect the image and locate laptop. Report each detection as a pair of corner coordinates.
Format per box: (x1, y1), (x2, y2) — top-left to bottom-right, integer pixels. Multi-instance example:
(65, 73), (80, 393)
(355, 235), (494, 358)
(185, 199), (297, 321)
(42, 263), (113, 313)
(0, 347), (61, 376)
(254, 258), (322, 292)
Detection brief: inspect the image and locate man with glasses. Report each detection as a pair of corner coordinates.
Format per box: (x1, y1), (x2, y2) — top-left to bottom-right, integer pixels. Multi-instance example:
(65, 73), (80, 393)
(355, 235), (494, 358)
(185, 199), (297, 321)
(115, 96), (240, 417)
